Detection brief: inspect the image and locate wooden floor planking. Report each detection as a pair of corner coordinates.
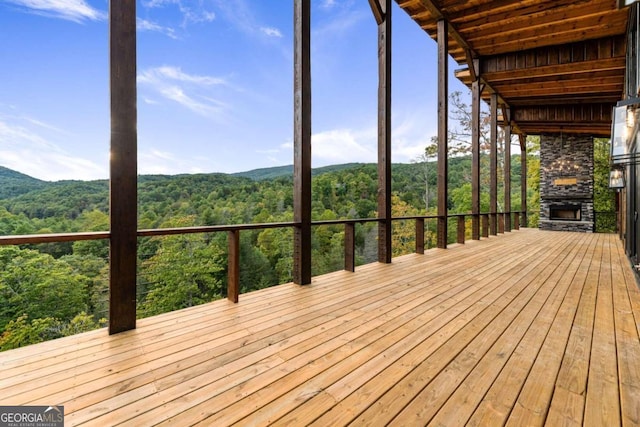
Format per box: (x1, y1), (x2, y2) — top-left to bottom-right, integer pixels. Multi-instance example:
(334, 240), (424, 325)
(1, 229), (639, 426)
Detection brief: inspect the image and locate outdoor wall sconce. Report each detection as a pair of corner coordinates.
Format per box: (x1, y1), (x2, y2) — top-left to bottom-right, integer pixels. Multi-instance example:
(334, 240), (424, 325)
(611, 98), (640, 165)
(619, 0), (639, 8)
(609, 168), (626, 189)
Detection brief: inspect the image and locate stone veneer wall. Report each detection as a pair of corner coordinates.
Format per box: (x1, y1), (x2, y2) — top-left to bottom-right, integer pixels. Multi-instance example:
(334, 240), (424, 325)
(539, 134), (594, 232)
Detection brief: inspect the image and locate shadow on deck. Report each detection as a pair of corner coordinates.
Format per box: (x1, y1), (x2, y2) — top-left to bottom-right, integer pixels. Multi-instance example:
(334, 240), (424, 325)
(1, 229), (639, 426)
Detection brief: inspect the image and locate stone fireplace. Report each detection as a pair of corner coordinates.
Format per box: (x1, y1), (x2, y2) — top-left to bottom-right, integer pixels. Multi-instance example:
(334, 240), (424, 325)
(539, 134), (594, 232)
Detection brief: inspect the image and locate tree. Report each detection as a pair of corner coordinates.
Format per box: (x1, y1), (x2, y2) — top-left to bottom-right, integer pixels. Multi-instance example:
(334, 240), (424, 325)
(138, 216), (226, 317)
(0, 247), (88, 329)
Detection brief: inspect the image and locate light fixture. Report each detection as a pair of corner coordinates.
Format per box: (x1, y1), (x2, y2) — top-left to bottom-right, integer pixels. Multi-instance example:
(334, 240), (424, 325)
(609, 168), (625, 189)
(618, 0), (639, 8)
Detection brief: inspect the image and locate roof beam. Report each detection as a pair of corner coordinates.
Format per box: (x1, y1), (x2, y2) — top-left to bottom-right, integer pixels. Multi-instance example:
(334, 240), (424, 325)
(415, 0), (479, 74)
(368, 0), (385, 25)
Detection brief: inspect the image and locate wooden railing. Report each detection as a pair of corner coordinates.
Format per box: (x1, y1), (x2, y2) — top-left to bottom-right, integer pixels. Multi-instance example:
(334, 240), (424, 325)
(0, 211), (526, 305)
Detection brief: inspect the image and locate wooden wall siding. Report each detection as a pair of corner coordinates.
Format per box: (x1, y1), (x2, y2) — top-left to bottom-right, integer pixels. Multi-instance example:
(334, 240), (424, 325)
(109, 0), (137, 334)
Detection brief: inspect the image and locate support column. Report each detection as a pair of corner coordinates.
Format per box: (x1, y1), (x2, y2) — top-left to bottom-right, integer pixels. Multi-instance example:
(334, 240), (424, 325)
(437, 19), (449, 249)
(504, 108), (512, 232)
(293, 0), (312, 284)
(471, 66), (481, 240)
(109, 0), (137, 334)
(520, 134), (528, 227)
(376, 0), (392, 263)
(489, 93), (498, 235)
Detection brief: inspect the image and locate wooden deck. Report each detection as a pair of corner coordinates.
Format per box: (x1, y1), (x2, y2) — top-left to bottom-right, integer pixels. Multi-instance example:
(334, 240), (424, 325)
(1, 229), (640, 426)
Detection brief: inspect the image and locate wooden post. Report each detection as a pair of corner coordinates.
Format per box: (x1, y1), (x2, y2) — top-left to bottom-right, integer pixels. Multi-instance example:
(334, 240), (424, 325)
(520, 134), (528, 227)
(504, 108), (512, 232)
(457, 216), (465, 244)
(498, 213), (505, 233)
(416, 218), (425, 254)
(344, 223), (355, 272)
(377, 0), (392, 263)
(482, 214), (489, 238)
(489, 93), (498, 235)
(514, 212), (520, 230)
(293, 0), (312, 285)
(437, 19), (448, 249)
(227, 230), (240, 303)
(109, 0), (137, 334)
(471, 70), (481, 241)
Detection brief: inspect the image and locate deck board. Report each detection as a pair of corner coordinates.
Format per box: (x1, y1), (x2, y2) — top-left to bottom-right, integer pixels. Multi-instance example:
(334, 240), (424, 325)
(1, 229), (639, 426)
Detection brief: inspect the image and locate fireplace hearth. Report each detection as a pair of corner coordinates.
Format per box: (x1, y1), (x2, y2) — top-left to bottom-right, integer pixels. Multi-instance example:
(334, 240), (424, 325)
(539, 134), (594, 233)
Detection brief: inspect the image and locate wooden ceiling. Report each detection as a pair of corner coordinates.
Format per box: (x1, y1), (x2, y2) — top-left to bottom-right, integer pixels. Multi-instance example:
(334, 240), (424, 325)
(394, 0), (630, 137)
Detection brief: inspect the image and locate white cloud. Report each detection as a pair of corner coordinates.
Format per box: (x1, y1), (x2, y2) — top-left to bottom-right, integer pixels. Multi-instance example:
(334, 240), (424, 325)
(141, 0), (215, 26)
(270, 114), (436, 168)
(137, 18), (178, 39)
(145, 66), (227, 86)
(0, 119), (105, 181)
(312, 128), (376, 166)
(138, 66), (231, 119)
(4, 0), (105, 23)
(139, 148), (206, 175)
(321, 0), (337, 9)
(260, 27), (283, 38)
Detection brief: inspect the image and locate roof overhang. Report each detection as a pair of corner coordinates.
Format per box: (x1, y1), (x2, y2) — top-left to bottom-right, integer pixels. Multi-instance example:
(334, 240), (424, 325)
(395, 0), (630, 137)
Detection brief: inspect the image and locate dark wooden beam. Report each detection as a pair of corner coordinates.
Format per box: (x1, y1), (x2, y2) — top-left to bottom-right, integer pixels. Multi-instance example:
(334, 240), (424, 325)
(437, 19), (448, 249)
(368, 0), (385, 25)
(377, 0), (392, 263)
(504, 108), (512, 232)
(416, 0), (479, 80)
(293, 0), (312, 285)
(109, 0), (137, 334)
(471, 74), (481, 241)
(489, 92), (498, 236)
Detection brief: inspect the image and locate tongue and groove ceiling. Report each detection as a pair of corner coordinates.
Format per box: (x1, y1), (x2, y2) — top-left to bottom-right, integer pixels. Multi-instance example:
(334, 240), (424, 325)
(394, 0), (630, 136)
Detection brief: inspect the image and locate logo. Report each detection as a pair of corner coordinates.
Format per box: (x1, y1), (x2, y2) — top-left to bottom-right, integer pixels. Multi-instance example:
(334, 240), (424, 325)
(0, 406), (64, 427)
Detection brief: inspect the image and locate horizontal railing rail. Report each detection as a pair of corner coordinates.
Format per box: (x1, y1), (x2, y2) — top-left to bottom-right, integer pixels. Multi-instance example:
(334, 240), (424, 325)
(0, 210), (526, 304)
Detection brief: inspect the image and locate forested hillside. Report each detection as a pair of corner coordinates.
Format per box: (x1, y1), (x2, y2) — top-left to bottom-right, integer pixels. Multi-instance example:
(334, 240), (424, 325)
(0, 156), (534, 350)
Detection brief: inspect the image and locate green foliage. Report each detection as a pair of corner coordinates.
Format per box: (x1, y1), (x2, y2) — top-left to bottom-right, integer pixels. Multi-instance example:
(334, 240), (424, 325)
(0, 314), (62, 351)
(0, 247), (88, 327)
(138, 217), (226, 317)
(0, 166), (46, 199)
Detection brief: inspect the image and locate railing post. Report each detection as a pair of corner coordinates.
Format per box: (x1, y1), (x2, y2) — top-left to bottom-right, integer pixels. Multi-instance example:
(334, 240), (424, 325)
(514, 212), (520, 230)
(457, 216), (465, 244)
(345, 223), (355, 272)
(482, 214), (489, 238)
(498, 213), (505, 234)
(227, 230), (240, 303)
(416, 218), (425, 254)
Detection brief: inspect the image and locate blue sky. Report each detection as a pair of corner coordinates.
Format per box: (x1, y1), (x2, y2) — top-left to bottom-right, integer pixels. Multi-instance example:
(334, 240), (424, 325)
(0, 0), (468, 181)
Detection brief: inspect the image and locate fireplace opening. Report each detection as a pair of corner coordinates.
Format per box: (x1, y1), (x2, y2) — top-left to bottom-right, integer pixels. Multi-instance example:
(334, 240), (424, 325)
(550, 205), (581, 221)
